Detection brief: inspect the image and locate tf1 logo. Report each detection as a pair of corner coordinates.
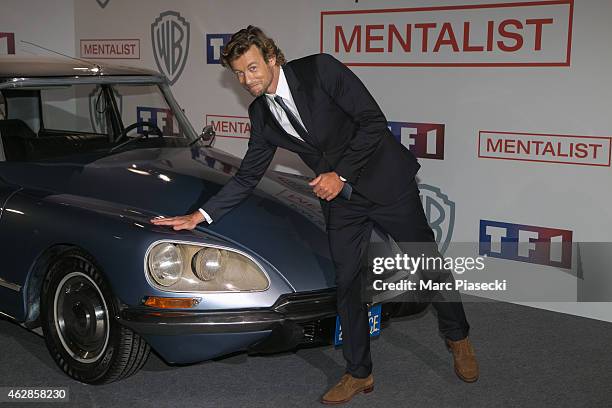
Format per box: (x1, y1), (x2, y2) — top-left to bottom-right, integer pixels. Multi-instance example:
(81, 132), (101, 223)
(136, 106), (179, 136)
(479, 220), (573, 269)
(206, 34), (232, 64)
(388, 122), (444, 159)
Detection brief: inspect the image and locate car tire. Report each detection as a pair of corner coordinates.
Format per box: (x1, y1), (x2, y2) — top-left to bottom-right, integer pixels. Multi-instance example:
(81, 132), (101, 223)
(40, 249), (150, 384)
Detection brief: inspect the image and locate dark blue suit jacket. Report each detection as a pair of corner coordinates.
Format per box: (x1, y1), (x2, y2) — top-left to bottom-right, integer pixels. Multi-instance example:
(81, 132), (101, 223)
(201, 53), (420, 223)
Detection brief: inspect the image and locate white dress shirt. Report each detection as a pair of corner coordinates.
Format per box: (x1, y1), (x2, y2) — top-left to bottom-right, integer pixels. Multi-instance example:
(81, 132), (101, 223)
(264, 66), (307, 141)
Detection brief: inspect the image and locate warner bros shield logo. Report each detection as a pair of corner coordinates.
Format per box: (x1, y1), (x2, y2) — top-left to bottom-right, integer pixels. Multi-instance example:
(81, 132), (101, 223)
(418, 184), (455, 254)
(95, 0), (110, 8)
(151, 11), (190, 85)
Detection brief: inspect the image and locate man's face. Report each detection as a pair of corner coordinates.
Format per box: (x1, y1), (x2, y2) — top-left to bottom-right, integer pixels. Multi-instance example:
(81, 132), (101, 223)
(230, 45), (277, 97)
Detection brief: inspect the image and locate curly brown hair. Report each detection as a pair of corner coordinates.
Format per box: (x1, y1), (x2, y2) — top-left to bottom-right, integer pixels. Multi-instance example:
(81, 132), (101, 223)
(220, 26), (286, 68)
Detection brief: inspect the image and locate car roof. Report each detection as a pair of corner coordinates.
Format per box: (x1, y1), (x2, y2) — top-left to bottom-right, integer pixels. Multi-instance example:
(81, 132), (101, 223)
(0, 56), (164, 81)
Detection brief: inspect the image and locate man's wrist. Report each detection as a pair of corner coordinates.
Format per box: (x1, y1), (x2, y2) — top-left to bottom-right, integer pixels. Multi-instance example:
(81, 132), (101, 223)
(197, 208), (213, 224)
(332, 170), (348, 183)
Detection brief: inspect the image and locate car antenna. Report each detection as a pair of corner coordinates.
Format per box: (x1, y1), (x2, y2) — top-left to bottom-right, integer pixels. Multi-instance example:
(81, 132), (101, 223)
(20, 40), (103, 72)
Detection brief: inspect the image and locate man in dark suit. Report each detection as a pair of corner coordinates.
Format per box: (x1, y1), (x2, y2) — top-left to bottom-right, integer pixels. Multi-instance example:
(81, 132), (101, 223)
(152, 26), (478, 404)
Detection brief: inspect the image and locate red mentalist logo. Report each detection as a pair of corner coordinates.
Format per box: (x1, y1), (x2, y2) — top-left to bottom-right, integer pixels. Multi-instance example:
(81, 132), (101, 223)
(206, 114), (251, 139)
(80, 39), (140, 59)
(320, 0), (573, 67)
(478, 130), (612, 167)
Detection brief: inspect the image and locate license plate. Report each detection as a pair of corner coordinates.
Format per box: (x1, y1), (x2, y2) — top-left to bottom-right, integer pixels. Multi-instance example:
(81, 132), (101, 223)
(334, 304), (382, 346)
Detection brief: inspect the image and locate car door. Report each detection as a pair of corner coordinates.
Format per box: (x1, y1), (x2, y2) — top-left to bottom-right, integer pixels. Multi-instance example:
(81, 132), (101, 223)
(0, 172), (24, 319)
(0, 92), (25, 317)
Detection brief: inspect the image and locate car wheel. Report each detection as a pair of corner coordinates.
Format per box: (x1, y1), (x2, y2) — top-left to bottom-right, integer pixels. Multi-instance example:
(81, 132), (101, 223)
(40, 249), (150, 384)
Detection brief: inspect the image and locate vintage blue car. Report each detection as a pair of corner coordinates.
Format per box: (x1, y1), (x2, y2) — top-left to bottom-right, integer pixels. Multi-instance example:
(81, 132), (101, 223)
(0, 57), (420, 384)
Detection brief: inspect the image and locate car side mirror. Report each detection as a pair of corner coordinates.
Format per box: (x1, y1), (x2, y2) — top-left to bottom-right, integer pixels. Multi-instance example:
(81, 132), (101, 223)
(200, 125), (216, 147)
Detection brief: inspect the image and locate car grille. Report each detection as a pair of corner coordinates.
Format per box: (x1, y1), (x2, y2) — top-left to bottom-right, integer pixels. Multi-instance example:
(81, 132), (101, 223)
(271, 289), (337, 317)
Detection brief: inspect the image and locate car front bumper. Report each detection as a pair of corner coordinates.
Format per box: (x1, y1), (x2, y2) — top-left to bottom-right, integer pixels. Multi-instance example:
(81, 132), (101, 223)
(116, 289), (338, 363)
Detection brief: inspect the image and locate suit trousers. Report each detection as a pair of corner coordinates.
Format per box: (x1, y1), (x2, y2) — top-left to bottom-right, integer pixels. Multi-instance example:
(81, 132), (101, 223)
(327, 179), (470, 378)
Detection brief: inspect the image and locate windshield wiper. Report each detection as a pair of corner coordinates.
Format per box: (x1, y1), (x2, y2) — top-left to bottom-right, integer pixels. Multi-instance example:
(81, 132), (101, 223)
(109, 133), (146, 153)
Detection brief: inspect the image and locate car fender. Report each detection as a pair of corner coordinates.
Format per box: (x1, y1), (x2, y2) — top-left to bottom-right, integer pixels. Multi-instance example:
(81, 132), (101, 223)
(0, 190), (293, 323)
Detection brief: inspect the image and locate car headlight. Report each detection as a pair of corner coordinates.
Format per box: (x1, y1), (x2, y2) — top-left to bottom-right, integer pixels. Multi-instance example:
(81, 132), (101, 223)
(148, 243), (184, 287)
(192, 247), (227, 281)
(146, 242), (269, 292)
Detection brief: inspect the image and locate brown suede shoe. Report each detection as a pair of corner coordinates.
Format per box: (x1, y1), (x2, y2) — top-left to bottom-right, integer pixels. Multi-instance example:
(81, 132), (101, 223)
(447, 337), (479, 383)
(321, 373), (374, 405)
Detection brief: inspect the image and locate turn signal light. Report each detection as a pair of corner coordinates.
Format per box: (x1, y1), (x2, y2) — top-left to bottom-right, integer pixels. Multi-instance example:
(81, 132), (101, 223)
(143, 296), (201, 309)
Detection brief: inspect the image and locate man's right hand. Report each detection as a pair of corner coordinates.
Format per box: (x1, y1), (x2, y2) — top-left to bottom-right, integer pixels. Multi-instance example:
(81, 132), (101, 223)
(150, 211), (205, 231)
(309, 172), (345, 201)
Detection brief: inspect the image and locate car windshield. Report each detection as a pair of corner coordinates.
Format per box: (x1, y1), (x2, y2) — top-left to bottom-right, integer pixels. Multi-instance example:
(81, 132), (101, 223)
(0, 81), (198, 162)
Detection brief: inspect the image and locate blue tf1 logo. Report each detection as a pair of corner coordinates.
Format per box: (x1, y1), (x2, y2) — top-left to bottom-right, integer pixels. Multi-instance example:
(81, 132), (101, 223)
(206, 34), (232, 64)
(479, 220), (573, 269)
(388, 121), (445, 160)
(136, 106), (179, 136)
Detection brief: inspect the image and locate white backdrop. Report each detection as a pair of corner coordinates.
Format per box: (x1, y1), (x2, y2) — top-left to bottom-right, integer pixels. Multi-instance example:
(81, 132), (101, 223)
(3, 0), (611, 321)
(0, 0), (75, 56)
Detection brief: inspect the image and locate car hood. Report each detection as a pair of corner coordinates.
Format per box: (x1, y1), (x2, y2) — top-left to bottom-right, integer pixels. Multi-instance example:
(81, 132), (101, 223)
(2, 146), (335, 291)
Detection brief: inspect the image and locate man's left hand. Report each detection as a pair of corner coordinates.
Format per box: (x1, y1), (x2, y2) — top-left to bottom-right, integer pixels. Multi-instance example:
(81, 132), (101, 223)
(309, 172), (344, 201)
(150, 211), (205, 231)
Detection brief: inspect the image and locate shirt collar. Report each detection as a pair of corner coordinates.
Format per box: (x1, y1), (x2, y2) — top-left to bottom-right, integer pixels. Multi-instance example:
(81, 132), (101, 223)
(265, 66), (291, 102)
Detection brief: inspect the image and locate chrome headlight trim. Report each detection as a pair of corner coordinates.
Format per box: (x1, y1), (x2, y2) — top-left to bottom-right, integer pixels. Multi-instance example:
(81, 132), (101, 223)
(143, 239), (271, 294)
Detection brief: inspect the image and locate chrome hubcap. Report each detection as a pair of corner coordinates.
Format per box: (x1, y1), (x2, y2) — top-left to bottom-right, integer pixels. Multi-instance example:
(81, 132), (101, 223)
(53, 272), (110, 363)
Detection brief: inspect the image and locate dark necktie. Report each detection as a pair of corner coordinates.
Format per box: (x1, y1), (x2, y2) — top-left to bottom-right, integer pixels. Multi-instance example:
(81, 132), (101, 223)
(273, 95), (309, 142)
(274, 95), (352, 200)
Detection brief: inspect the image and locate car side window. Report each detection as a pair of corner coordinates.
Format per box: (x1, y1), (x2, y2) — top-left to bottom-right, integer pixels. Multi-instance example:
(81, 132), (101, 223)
(0, 85), (115, 162)
(0, 92), (8, 161)
(0, 91), (5, 120)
